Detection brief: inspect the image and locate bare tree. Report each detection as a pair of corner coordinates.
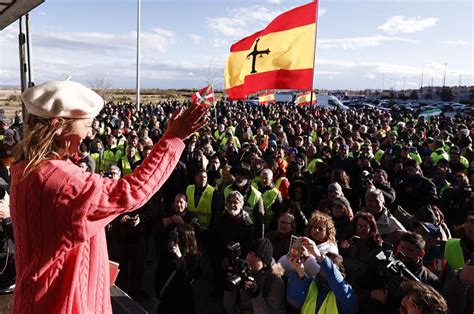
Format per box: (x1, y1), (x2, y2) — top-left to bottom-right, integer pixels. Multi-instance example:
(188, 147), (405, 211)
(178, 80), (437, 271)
(88, 76), (113, 102)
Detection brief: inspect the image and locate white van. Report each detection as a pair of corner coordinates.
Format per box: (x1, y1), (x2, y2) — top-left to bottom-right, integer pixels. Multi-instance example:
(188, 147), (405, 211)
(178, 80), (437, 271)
(316, 95), (350, 111)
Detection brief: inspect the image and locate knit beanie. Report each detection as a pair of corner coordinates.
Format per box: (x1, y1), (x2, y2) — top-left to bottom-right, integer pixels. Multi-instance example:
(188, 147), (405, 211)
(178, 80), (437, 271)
(327, 182), (343, 195)
(252, 238), (273, 266)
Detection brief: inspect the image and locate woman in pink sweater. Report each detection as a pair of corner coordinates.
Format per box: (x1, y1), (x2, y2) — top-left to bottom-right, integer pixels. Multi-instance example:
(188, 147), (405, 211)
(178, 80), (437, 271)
(10, 81), (206, 313)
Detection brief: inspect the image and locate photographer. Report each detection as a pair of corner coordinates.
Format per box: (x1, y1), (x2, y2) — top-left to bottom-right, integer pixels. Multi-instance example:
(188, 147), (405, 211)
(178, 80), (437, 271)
(223, 238), (285, 314)
(395, 159), (438, 214)
(371, 169), (396, 207)
(395, 232), (442, 291)
(340, 212), (383, 307)
(288, 238), (357, 314)
(440, 172), (472, 227)
(155, 224), (202, 314)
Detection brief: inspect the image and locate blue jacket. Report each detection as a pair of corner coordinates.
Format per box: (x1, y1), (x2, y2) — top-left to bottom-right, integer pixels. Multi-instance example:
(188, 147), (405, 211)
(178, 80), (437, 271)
(290, 256), (357, 314)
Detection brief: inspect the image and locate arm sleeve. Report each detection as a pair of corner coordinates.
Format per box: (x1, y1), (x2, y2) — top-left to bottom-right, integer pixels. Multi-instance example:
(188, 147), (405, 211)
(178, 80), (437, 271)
(63, 132), (184, 243)
(319, 256), (358, 314)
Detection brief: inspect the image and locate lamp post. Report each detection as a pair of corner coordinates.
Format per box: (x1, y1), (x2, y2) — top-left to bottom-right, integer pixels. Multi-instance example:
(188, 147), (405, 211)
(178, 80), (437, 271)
(136, 0), (141, 111)
(443, 63), (447, 87)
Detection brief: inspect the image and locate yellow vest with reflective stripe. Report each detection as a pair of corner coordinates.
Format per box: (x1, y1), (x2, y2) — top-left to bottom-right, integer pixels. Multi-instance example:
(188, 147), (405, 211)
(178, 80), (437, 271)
(444, 238), (465, 271)
(302, 281), (338, 314)
(224, 185), (262, 220)
(186, 184), (215, 228)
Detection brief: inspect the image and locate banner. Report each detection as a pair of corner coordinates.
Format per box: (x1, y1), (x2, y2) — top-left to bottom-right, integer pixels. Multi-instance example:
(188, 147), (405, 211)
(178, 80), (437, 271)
(224, 1), (318, 100)
(295, 91), (317, 106)
(258, 92), (275, 105)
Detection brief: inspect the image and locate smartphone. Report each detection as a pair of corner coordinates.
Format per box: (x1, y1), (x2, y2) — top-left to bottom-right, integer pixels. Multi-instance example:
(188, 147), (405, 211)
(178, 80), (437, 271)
(288, 235), (302, 259)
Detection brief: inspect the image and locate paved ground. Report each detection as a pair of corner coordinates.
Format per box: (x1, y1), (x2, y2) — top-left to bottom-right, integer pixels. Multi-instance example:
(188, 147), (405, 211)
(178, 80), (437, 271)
(0, 293), (13, 313)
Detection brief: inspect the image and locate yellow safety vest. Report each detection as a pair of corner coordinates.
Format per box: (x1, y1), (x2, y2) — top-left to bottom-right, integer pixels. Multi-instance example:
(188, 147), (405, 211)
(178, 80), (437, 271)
(102, 149), (121, 171)
(224, 185), (262, 220)
(186, 184), (215, 228)
(431, 148), (449, 164)
(120, 155), (140, 176)
(262, 188), (279, 225)
(374, 149), (384, 162)
(444, 238), (465, 271)
(220, 136), (241, 148)
(307, 158), (324, 175)
(302, 281), (338, 314)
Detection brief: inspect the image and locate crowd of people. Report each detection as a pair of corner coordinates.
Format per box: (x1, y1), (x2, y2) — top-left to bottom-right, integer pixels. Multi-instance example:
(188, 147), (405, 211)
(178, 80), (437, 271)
(1, 98), (473, 313)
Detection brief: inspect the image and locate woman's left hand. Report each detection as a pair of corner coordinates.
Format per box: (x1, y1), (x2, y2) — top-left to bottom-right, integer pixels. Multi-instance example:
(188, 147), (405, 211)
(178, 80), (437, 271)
(171, 244), (182, 258)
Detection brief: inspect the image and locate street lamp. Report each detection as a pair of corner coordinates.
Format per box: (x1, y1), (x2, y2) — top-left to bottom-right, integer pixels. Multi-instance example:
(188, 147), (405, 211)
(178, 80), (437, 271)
(443, 63), (447, 87)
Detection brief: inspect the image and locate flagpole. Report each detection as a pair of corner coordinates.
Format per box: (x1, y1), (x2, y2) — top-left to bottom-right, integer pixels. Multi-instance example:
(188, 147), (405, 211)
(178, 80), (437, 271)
(309, 0), (319, 112)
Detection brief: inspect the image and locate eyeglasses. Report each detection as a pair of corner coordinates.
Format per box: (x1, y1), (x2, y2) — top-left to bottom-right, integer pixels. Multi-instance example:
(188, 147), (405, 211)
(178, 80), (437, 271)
(278, 220), (292, 225)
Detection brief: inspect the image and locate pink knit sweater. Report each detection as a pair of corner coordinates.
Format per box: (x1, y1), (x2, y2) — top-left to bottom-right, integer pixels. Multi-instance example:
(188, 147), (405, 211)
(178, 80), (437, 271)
(10, 132), (184, 313)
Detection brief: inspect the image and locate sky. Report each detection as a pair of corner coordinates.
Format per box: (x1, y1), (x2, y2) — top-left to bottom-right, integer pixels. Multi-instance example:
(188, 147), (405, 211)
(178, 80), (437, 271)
(0, 0), (473, 90)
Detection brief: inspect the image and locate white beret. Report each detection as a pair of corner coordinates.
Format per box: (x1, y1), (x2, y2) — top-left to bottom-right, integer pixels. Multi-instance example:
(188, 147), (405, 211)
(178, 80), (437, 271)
(21, 81), (104, 119)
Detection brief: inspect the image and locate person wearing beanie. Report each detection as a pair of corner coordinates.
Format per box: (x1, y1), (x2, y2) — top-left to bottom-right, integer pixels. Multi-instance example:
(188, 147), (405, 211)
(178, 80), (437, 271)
(316, 182), (344, 214)
(11, 81), (207, 313)
(223, 238), (286, 314)
(331, 196), (354, 241)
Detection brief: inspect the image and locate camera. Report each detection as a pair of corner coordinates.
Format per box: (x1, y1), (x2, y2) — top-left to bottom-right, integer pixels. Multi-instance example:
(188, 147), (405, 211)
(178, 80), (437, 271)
(168, 230), (179, 248)
(102, 172), (114, 179)
(375, 249), (420, 299)
(225, 241), (252, 290)
(361, 170), (373, 188)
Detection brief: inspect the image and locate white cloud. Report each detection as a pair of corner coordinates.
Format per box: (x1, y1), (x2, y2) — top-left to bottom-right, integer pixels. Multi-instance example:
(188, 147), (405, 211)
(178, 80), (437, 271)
(189, 34), (201, 45)
(318, 35), (419, 50)
(317, 58), (472, 78)
(25, 27), (175, 54)
(315, 70), (340, 75)
(365, 73), (376, 79)
(444, 40), (470, 46)
(211, 38), (229, 48)
(207, 5), (286, 37)
(267, 0), (281, 3)
(378, 16), (439, 34)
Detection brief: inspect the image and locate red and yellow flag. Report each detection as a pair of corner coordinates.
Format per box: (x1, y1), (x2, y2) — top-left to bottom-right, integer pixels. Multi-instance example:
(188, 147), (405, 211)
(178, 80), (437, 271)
(258, 92), (275, 105)
(224, 1), (318, 100)
(295, 91), (317, 106)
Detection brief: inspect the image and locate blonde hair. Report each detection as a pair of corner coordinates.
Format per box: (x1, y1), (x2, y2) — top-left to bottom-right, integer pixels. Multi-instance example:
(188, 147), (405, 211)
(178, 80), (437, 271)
(308, 211), (336, 243)
(14, 115), (75, 179)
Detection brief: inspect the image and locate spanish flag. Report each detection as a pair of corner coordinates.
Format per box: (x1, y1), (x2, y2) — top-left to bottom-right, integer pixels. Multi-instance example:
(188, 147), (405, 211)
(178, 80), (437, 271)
(295, 91), (317, 106)
(258, 92), (275, 105)
(224, 1), (317, 100)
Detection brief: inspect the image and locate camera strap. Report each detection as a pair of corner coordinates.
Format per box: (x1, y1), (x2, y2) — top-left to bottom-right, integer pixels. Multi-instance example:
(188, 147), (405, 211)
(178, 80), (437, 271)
(158, 270), (177, 302)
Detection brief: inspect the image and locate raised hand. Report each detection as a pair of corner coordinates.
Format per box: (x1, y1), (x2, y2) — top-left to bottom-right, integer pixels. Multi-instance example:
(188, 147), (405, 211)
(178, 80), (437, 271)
(167, 105), (208, 139)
